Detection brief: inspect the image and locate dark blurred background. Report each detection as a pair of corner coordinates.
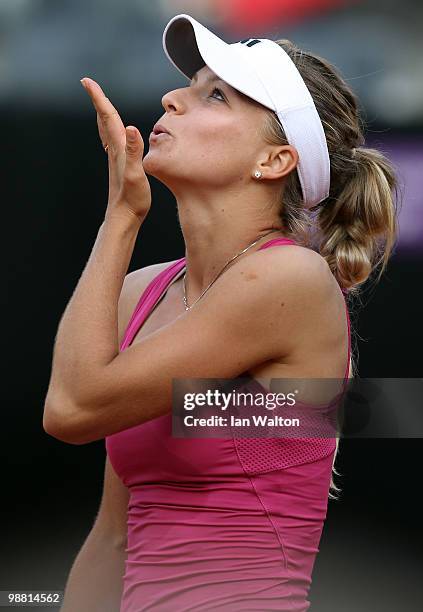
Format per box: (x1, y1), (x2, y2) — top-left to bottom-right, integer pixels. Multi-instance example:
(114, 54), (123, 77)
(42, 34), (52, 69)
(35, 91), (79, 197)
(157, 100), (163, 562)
(1, 1), (422, 610)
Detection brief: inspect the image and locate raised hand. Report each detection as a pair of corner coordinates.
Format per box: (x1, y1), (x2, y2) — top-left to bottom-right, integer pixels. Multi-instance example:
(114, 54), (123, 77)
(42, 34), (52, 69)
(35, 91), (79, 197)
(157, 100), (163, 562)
(80, 77), (151, 223)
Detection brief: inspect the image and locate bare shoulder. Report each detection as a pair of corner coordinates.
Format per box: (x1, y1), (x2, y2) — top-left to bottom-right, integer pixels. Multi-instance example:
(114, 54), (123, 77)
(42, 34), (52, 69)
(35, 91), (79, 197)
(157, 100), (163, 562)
(252, 243), (343, 314)
(209, 243), (342, 359)
(233, 243), (335, 299)
(251, 243), (348, 369)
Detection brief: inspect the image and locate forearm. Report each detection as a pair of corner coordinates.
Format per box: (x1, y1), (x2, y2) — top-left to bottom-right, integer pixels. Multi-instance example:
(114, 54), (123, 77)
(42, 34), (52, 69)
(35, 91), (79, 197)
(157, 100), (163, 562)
(61, 529), (126, 612)
(47, 212), (141, 406)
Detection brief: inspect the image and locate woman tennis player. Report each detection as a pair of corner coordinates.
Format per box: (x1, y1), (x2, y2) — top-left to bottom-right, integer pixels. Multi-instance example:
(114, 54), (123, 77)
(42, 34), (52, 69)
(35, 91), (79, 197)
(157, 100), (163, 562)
(44, 13), (397, 612)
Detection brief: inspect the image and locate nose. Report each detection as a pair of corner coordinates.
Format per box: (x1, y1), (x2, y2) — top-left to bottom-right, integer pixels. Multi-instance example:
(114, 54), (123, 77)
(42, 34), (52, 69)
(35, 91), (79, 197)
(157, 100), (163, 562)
(161, 87), (187, 114)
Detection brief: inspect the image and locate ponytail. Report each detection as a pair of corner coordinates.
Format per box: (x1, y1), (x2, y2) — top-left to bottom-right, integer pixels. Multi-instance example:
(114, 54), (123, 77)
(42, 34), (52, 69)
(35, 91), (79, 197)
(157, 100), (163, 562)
(318, 146), (398, 293)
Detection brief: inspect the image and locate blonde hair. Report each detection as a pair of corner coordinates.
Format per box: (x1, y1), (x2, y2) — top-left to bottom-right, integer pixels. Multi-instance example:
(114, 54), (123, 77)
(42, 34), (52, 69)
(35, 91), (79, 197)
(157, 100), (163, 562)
(261, 40), (399, 500)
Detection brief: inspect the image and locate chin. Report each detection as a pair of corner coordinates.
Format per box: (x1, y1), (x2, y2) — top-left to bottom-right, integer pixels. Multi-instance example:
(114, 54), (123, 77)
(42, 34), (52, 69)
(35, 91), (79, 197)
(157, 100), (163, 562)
(142, 151), (163, 177)
(143, 162), (175, 190)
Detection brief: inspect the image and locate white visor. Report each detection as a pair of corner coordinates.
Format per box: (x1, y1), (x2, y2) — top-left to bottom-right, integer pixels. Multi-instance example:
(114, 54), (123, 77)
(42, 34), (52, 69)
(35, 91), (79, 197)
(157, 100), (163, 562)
(162, 13), (330, 209)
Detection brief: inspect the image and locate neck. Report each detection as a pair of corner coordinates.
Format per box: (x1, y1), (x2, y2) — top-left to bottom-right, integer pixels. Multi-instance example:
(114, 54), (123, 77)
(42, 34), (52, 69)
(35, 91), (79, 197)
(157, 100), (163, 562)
(175, 186), (286, 306)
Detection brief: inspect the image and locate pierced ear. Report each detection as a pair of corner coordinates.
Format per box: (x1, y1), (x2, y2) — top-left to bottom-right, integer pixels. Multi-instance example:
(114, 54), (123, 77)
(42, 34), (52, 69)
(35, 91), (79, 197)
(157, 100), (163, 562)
(254, 145), (299, 181)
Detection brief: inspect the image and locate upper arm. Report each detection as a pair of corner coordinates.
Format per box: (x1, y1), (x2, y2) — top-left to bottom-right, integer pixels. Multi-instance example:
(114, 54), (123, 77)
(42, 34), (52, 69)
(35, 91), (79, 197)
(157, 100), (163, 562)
(91, 455), (129, 549)
(70, 246), (330, 442)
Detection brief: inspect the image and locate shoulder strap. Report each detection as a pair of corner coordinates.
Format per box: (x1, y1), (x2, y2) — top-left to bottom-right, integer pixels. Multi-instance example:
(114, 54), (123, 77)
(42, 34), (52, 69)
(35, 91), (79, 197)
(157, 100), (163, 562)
(258, 237), (297, 251)
(120, 258), (186, 351)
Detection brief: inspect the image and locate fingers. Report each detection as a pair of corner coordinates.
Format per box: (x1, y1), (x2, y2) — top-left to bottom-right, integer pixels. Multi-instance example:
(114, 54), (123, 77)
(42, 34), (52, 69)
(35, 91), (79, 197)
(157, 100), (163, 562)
(80, 77), (116, 122)
(120, 126), (151, 220)
(124, 126), (145, 177)
(125, 126), (143, 155)
(81, 77), (125, 154)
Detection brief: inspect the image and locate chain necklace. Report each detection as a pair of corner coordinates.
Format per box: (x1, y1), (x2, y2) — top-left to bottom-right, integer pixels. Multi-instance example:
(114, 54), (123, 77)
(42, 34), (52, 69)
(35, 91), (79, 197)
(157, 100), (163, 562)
(182, 229), (281, 311)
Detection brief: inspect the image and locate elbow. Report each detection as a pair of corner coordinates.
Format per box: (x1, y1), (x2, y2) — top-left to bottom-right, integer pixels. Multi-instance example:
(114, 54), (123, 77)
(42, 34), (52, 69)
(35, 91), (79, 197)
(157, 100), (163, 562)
(43, 413), (83, 445)
(43, 392), (98, 445)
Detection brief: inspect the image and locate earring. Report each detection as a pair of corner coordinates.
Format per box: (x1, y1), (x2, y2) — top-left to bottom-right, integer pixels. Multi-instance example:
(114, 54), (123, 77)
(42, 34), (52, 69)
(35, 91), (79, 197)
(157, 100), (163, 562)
(254, 170), (262, 179)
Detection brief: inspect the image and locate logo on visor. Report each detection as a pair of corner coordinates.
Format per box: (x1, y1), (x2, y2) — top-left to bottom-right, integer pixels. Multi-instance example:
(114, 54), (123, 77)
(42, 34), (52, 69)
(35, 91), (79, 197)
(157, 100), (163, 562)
(240, 39), (262, 48)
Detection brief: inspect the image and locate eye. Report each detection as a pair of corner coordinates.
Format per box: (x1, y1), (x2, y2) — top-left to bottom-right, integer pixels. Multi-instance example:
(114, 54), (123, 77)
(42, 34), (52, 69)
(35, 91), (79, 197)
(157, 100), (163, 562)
(209, 87), (226, 101)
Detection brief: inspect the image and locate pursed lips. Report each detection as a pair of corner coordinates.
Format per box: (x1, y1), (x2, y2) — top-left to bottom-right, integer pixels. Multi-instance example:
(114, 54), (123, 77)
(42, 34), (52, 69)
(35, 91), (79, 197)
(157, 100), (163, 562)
(152, 123), (171, 135)
(149, 133), (171, 143)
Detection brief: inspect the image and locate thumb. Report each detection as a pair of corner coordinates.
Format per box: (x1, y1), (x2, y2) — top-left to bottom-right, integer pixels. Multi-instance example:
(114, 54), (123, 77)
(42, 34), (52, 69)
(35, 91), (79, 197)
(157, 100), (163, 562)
(125, 126), (143, 158)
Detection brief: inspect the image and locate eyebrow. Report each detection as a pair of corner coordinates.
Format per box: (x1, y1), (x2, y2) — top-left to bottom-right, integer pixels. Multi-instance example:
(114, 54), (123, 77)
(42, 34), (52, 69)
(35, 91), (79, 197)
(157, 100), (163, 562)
(190, 72), (244, 102)
(190, 72), (228, 88)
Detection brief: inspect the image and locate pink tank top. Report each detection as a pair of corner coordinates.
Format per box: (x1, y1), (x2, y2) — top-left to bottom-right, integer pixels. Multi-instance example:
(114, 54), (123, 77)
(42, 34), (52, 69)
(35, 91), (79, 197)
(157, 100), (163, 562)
(106, 237), (351, 611)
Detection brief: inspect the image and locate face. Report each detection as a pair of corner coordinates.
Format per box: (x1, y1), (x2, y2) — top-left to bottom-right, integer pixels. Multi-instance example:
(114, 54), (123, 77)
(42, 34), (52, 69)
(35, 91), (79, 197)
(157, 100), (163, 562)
(142, 65), (271, 190)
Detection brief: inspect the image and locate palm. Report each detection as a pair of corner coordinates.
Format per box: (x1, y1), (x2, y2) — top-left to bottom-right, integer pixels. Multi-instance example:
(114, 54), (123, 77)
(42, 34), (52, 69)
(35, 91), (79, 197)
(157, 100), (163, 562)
(82, 77), (151, 222)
